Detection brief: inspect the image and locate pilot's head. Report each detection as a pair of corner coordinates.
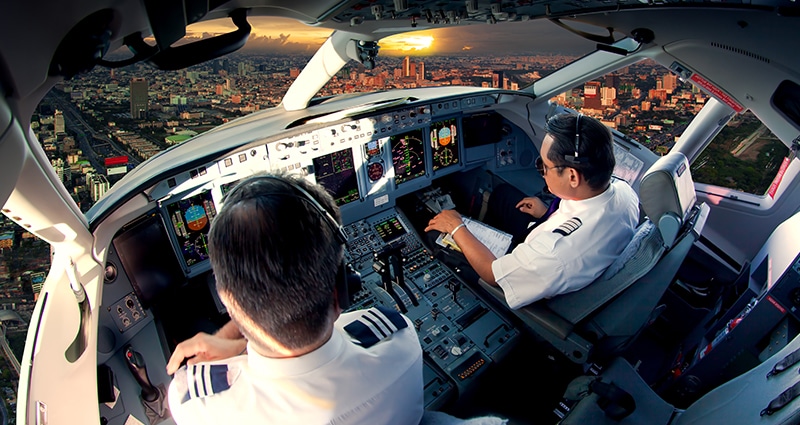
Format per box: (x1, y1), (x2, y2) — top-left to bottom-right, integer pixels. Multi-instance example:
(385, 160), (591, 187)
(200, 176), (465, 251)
(209, 172), (343, 356)
(539, 113), (615, 199)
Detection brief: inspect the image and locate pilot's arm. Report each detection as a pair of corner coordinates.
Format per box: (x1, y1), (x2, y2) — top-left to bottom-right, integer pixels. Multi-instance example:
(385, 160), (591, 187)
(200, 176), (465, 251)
(425, 210), (498, 285)
(516, 196), (549, 219)
(166, 321), (246, 375)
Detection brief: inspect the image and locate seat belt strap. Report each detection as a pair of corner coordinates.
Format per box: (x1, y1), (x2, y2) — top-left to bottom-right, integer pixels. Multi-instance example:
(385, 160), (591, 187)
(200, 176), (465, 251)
(767, 347), (800, 378)
(761, 379), (800, 416)
(478, 189), (491, 222)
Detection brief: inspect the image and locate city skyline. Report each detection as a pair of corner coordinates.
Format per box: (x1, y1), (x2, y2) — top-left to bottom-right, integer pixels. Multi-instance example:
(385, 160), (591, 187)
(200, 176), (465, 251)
(187, 16), (597, 56)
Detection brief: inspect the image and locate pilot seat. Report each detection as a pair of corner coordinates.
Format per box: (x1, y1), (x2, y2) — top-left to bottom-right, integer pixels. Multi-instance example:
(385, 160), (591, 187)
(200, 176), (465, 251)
(479, 151), (710, 364)
(557, 329), (800, 425)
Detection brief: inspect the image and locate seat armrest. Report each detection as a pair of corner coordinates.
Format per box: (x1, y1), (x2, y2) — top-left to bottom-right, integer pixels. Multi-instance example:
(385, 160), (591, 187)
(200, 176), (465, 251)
(477, 279), (574, 339)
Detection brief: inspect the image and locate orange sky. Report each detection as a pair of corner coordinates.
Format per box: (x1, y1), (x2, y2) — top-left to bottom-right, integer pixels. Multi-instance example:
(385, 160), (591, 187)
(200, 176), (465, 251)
(187, 16), (595, 56)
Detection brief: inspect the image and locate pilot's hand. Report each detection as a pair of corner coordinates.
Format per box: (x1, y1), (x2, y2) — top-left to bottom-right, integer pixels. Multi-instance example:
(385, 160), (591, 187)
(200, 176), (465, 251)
(166, 332), (247, 375)
(425, 209), (464, 235)
(516, 197), (548, 219)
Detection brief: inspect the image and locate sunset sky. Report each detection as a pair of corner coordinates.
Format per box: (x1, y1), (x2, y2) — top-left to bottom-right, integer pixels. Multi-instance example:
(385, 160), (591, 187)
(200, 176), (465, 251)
(187, 16), (596, 56)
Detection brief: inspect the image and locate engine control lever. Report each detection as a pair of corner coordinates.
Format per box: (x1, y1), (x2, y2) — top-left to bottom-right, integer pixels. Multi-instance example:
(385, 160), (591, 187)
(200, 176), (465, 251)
(124, 345), (160, 402)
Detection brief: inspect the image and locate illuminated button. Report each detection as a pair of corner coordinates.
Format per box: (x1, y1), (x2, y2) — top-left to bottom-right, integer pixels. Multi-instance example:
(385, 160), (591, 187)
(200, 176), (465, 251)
(450, 346), (463, 356)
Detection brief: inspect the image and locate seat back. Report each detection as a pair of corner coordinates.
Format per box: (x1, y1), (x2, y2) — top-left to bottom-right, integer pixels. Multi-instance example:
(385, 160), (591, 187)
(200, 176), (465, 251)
(576, 152), (709, 359)
(547, 152), (701, 323)
(479, 152), (709, 363)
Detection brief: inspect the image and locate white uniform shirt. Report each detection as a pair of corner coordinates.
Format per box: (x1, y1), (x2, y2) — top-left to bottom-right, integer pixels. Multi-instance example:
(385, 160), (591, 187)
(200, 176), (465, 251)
(492, 180), (639, 309)
(168, 308), (424, 425)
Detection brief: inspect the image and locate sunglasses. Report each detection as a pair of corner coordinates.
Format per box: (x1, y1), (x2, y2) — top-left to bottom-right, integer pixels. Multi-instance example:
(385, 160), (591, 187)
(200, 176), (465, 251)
(535, 156), (566, 177)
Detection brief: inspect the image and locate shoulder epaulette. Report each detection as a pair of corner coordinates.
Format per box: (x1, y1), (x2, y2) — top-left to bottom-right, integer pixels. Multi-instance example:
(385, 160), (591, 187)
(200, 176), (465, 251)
(553, 217), (582, 236)
(343, 306), (408, 348)
(178, 363), (238, 403)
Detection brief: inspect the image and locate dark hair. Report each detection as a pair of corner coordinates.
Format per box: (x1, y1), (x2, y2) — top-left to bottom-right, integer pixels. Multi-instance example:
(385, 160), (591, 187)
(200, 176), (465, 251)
(209, 172), (342, 350)
(544, 113), (616, 190)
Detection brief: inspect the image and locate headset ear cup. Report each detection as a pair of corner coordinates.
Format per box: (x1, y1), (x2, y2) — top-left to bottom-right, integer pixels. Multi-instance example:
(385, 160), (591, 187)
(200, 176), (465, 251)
(336, 262), (362, 310)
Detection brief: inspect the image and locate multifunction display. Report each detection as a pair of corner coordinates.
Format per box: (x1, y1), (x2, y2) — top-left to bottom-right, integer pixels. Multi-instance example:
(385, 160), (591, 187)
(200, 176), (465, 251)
(313, 147), (360, 206)
(431, 118), (459, 171)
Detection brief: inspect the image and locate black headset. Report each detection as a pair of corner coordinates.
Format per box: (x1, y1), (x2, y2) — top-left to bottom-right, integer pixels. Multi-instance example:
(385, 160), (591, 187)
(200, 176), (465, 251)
(222, 174), (362, 310)
(564, 113), (590, 165)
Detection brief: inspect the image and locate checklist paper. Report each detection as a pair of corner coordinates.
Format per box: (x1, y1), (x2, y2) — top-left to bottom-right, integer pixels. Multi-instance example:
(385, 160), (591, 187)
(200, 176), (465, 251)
(436, 217), (513, 258)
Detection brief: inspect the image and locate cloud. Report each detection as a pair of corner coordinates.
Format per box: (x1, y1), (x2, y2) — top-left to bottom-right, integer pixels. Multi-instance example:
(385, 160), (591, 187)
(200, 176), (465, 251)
(462, 46), (473, 51)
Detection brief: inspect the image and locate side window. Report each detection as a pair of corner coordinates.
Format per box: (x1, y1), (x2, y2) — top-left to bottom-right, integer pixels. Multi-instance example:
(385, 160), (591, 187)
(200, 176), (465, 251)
(691, 111), (791, 196)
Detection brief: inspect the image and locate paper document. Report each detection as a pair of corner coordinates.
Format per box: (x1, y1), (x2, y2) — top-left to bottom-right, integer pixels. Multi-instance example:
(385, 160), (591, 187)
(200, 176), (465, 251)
(436, 217), (513, 258)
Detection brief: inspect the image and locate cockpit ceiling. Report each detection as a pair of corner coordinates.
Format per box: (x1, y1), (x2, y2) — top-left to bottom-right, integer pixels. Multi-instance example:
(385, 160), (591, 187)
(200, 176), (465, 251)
(216, 0), (799, 37)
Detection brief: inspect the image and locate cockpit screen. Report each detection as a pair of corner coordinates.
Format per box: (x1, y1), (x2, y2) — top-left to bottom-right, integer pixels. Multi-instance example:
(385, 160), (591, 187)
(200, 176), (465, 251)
(431, 118), (459, 171)
(312, 147), (360, 206)
(219, 179), (242, 198)
(390, 128), (426, 185)
(374, 216), (407, 242)
(166, 190), (217, 268)
(113, 212), (184, 308)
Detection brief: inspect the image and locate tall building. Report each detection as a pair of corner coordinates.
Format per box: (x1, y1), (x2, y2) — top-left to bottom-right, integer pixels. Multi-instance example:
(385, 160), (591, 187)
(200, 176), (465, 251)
(417, 62), (425, 81)
(91, 174), (110, 202)
(583, 81), (602, 110)
(53, 110), (65, 134)
(130, 78), (149, 119)
(601, 87), (617, 107)
(402, 56), (411, 77)
(492, 71), (504, 89)
(662, 72), (678, 93)
(605, 73), (619, 89)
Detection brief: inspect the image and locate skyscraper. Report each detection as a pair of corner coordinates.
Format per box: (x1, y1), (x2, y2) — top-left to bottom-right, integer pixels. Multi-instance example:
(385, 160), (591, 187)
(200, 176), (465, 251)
(583, 81), (602, 110)
(402, 56), (411, 77)
(53, 110), (65, 134)
(417, 62), (425, 81)
(662, 72), (678, 93)
(492, 71), (504, 89)
(130, 78), (149, 119)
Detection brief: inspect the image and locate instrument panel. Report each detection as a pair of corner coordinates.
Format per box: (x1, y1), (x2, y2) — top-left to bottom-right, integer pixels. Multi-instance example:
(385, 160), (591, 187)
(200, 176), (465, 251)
(145, 100), (492, 277)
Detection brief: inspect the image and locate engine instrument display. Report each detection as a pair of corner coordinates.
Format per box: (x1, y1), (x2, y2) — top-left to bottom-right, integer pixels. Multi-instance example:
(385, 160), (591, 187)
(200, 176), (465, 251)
(313, 147), (360, 206)
(431, 118), (459, 171)
(374, 216), (407, 242)
(166, 190), (217, 268)
(390, 129), (426, 185)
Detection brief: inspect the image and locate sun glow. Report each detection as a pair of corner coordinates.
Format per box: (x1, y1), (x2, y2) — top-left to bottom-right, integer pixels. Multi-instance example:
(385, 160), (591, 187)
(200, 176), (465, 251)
(380, 34), (435, 54)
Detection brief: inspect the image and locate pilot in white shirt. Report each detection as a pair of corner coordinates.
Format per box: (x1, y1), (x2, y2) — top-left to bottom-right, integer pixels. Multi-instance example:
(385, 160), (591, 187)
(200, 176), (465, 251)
(492, 179), (638, 308)
(168, 308), (423, 425)
(426, 113), (639, 309)
(166, 173), (424, 425)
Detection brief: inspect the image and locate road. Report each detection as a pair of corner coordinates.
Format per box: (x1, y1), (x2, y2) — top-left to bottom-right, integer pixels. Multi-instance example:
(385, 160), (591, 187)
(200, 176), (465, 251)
(48, 93), (141, 171)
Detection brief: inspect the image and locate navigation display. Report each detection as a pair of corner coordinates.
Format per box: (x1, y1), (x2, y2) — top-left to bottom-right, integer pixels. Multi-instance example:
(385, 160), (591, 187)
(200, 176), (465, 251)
(390, 129), (426, 185)
(313, 147), (360, 206)
(374, 216), (407, 242)
(166, 190), (217, 268)
(431, 118), (459, 171)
